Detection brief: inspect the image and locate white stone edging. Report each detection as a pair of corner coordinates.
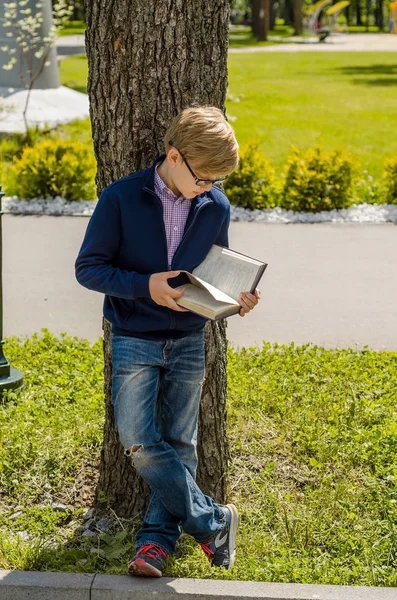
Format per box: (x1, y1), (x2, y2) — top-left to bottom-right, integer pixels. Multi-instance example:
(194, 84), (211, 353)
(3, 196), (397, 224)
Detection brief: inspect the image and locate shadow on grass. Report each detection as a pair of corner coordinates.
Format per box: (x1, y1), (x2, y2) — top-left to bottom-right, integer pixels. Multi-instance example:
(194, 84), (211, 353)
(338, 65), (397, 75)
(62, 82), (87, 94)
(334, 65), (397, 87)
(351, 78), (397, 87)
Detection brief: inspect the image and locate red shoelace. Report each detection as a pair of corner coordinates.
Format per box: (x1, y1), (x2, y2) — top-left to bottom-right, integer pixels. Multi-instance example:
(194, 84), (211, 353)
(136, 543), (167, 560)
(200, 541), (214, 560)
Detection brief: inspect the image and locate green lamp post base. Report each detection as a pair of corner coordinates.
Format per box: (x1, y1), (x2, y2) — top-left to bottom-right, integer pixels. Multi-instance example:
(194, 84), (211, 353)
(0, 186), (24, 396)
(0, 367), (24, 393)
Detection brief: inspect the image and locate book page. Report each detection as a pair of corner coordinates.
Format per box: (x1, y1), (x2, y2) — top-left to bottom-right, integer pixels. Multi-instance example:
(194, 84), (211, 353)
(176, 284), (238, 318)
(179, 271), (238, 304)
(192, 245), (263, 301)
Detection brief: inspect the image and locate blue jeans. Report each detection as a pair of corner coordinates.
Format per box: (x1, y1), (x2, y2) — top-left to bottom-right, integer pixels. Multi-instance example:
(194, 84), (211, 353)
(111, 330), (226, 556)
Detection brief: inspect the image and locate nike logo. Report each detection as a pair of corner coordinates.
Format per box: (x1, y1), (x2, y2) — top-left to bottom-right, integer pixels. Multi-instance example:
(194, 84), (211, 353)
(214, 530), (228, 548)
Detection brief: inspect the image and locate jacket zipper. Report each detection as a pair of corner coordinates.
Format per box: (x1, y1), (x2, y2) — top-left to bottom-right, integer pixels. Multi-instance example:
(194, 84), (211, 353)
(170, 197), (212, 269)
(144, 187), (212, 329)
(169, 198), (211, 329)
(145, 188), (170, 271)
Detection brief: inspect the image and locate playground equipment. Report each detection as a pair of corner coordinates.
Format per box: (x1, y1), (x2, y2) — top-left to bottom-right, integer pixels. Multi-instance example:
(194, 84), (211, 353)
(305, 0), (350, 41)
(305, 0), (333, 41)
(326, 1), (350, 33)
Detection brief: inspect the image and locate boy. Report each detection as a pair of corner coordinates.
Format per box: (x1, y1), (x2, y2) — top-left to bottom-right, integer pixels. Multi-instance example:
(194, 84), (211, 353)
(75, 106), (260, 577)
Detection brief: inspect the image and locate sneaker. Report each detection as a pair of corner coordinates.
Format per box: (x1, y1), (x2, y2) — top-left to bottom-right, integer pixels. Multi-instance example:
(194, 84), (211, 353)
(127, 543), (168, 577)
(199, 503), (238, 569)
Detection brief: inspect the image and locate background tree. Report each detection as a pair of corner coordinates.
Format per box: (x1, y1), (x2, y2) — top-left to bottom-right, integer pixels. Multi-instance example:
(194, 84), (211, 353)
(0, 0), (73, 136)
(375, 0), (384, 29)
(252, 0), (270, 40)
(281, 0), (295, 26)
(293, 0), (303, 34)
(83, 0), (232, 520)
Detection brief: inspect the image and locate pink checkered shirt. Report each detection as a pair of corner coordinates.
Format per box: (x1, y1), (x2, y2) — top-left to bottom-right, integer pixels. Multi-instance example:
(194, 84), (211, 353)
(154, 164), (192, 269)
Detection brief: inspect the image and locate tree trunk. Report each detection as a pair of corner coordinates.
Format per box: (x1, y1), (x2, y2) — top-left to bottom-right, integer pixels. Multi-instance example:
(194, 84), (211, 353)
(269, 1), (277, 31)
(282, 0), (295, 26)
(366, 0), (371, 29)
(256, 0), (269, 40)
(84, 0), (231, 519)
(252, 0), (260, 36)
(356, 0), (363, 25)
(375, 0), (384, 30)
(293, 0), (303, 34)
(346, 3), (351, 26)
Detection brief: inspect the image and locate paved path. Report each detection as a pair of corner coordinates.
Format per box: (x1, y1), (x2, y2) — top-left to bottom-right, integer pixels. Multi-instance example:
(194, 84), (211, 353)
(56, 34), (85, 58)
(230, 33), (397, 52)
(4, 216), (397, 351)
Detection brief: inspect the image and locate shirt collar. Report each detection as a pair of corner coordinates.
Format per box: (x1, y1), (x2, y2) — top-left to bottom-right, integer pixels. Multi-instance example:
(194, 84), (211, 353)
(154, 163), (186, 203)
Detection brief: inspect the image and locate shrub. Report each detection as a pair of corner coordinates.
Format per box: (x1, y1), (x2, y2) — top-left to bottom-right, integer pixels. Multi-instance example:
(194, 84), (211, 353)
(281, 147), (357, 212)
(0, 128), (43, 163)
(7, 140), (96, 201)
(384, 157), (397, 205)
(352, 171), (386, 205)
(223, 142), (279, 210)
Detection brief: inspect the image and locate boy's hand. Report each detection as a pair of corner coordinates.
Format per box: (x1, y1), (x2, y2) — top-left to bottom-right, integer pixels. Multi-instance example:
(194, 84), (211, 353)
(149, 271), (188, 312)
(238, 288), (260, 317)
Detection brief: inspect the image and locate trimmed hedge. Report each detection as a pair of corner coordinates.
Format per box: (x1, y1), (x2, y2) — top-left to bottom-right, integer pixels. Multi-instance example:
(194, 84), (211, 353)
(226, 144), (395, 212)
(280, 147), (356, 213)
(4, 139), (96, 201)
(223, 142), (279, 210)
(1, 132), (397, 211)
(384, 157), (397, 205)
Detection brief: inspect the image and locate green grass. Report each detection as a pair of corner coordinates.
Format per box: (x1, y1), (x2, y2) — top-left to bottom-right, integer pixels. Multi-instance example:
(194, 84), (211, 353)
(0, 330), (396, 584)
(348, 26), (386, 33)
(226, 52), (397, 178)
(59, 20), (85, 36)
(229, 24), (385, 45)
(58, 52), (397, 179)
(59, 54), (88, 95)
(229, 24), (295, 48)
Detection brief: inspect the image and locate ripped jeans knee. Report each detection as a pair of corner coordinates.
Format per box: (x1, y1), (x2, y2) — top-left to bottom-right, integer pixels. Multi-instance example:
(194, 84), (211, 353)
(124, 444), (143, 457)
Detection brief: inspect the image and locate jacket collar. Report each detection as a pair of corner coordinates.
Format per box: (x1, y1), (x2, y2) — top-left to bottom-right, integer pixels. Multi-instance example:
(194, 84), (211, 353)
(142, 155), (212, 208)
(142, 155), (165, 194)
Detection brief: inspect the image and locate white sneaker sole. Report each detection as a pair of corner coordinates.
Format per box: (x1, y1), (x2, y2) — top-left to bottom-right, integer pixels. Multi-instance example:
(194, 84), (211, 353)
(225, 503), (239, 569)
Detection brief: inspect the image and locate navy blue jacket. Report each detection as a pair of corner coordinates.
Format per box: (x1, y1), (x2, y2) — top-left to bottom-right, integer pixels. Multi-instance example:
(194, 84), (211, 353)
(75, 155), (230, 339)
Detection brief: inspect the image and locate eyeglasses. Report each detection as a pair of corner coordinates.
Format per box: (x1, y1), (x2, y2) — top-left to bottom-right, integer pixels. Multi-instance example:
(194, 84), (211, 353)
(169, 141), (229, 187)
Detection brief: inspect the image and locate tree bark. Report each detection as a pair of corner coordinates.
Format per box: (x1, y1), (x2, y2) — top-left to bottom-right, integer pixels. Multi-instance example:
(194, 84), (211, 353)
(293, 0), (303, 35)
(269, 1), (277, 31)
(375, 0), (384, 30)
(346, 3), (351, 26)
(366, 0), (371, 30)
(282, 0), (295, 26)
(84, 0), (231, 519)
(256, 0), (269, 40)
(251, 0), (260, 36)
(356, 0), (363, 26)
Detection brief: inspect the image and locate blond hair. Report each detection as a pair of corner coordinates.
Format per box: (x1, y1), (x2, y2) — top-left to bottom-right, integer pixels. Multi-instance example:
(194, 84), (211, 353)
(164, 106), (239, 177)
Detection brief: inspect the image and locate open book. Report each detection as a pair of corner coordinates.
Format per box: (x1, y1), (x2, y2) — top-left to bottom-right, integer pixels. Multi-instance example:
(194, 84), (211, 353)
(175, 245), (267, 320)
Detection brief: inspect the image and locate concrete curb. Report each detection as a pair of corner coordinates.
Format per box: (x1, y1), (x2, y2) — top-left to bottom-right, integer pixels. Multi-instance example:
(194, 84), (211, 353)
(1, 570), (395, 599)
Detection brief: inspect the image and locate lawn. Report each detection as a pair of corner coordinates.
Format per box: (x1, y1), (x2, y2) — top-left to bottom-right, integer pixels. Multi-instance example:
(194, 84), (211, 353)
(59, 52), (397, 179)
(228, 24), (295, 48)
(0, 331), (396, 585)
(228, 25), (385, 47)
(59, 20), (86, 36)
(59, 54), (88, 95)
(226, 52), (397, 179)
